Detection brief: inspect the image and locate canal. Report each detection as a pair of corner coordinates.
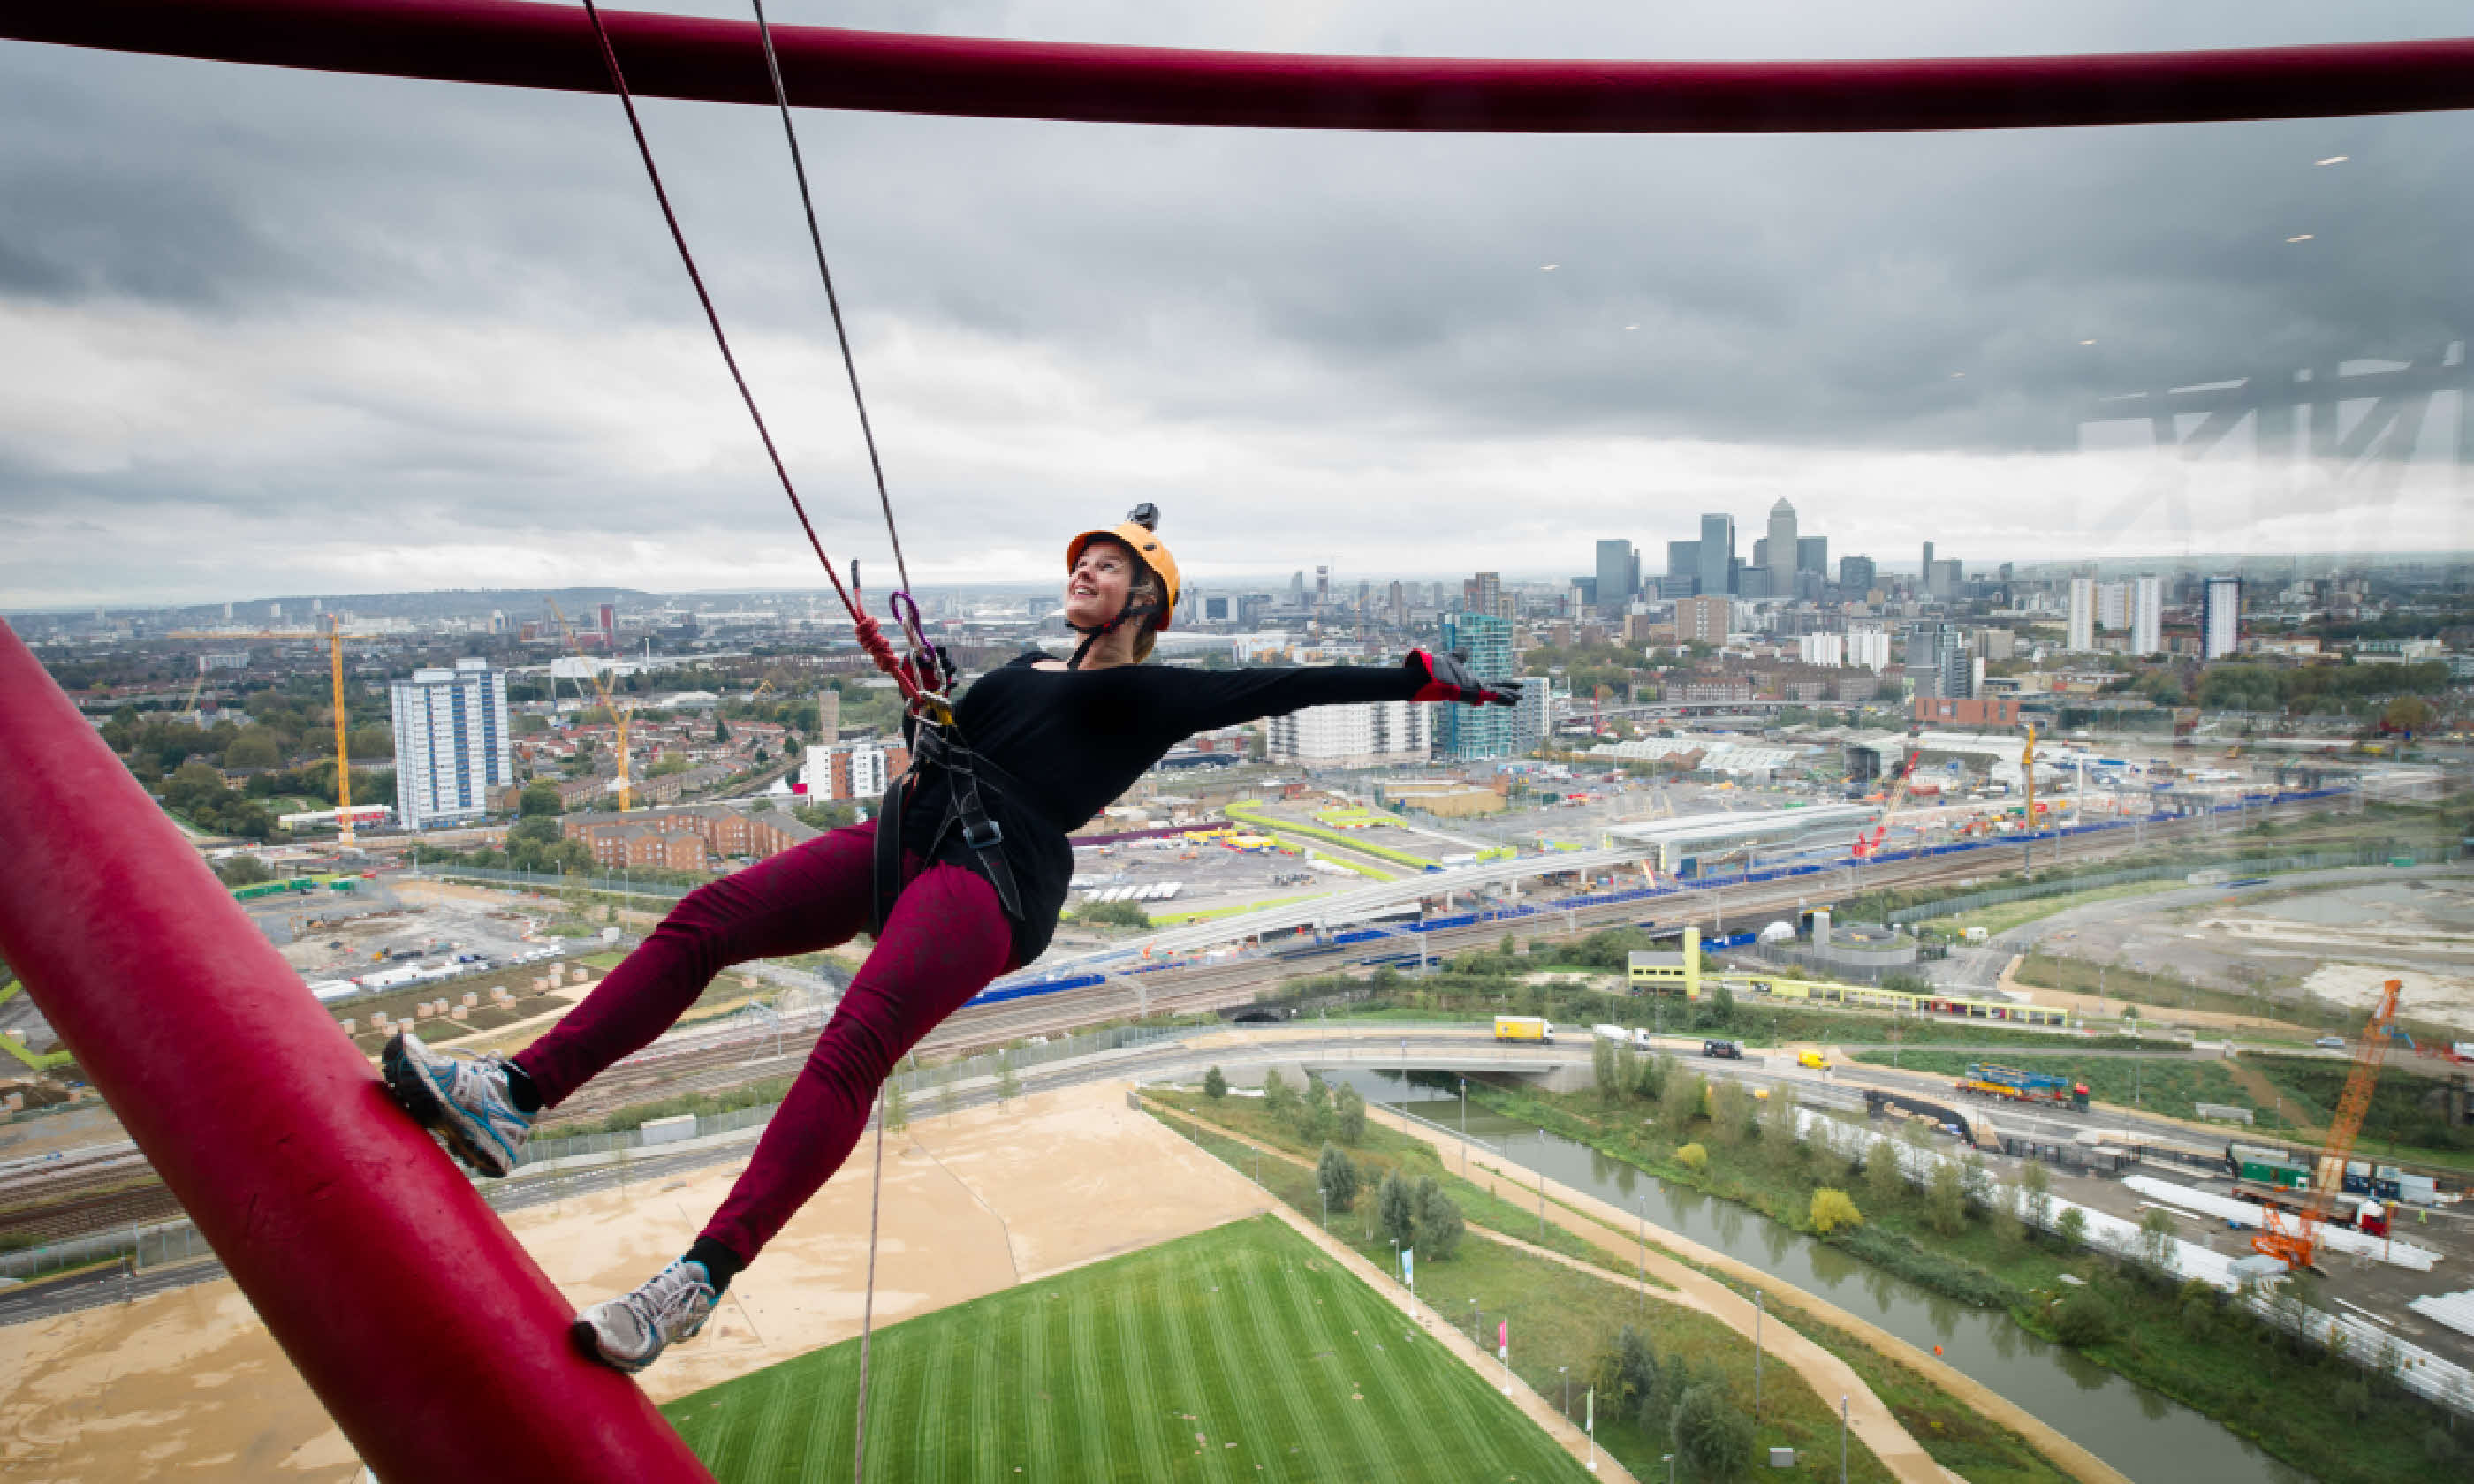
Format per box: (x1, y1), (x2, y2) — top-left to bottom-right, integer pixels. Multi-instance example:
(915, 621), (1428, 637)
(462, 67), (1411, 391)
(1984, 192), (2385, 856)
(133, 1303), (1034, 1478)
(1320, 1068), (2307, 1484)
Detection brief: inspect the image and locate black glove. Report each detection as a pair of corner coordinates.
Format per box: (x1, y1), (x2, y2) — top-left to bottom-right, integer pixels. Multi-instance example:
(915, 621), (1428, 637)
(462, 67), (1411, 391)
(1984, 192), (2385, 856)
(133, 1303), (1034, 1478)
(1406, 648), (1523, 708)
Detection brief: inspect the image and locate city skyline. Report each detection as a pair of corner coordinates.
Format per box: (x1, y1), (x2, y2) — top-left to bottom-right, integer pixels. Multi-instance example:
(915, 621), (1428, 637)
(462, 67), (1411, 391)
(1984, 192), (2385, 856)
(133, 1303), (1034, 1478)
(3, 4), (2468, 608)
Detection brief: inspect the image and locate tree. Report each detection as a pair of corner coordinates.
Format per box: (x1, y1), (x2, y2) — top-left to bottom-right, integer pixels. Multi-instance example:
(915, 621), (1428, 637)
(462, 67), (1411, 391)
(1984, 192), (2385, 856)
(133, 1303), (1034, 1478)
(2137, 1208), (2180, 1282)
(2050, 1287), (2116, 1348)
(1317, 1143), (1360, 1213)
(1636, 1051), (1673, 1103)
(1333, 1085), (1367, 1144)
(1864, 1137), (1906, 1208)
(1709, 1080), (1755, 1146)
(1927, 1158), (1969, 1237)
(1670, 1382), (1754, 1480)
(884, 1080), (909, 1135)
(2054, 1207), (2089, 1247)
(995, 1051), (1021, 1106)
(1809, 1188), (1863, 1235)
(712, 716), (731, 743)
(1675, 1142), (1709, 1173)
(2018, 1160), (2053, 1238)
(1262, 1067), (1293, 1111)
(1376, 1170), (1417, 1249)
(1591, 1034), (1620, 1102)
(1203, 1065), (1228, 1100)
(1606, 1325), (1662, 1418)
(1412, 1176), (1465, 1260)
(213, 854), (274, 888)
(221, 728), (282, 769)
(519, 781), (563, 817)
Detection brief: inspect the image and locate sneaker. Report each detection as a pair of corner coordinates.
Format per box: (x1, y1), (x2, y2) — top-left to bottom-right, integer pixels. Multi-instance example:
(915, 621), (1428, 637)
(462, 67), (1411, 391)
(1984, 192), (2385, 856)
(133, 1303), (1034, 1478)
(382, 1030), (532, 1177)
(573, 1260), (717, 1374)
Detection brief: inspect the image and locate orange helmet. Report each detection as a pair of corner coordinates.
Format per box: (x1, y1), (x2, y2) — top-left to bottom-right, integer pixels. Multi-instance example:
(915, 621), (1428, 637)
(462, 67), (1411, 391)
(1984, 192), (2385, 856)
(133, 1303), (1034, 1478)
(1066, 503), (1180, 632)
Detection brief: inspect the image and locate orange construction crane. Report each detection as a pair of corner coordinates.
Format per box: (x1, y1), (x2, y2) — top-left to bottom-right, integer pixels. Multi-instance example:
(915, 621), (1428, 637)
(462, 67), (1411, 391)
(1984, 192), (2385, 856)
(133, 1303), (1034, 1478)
(2253, 977), (2404, 1272)
(544, 600), (638, 812)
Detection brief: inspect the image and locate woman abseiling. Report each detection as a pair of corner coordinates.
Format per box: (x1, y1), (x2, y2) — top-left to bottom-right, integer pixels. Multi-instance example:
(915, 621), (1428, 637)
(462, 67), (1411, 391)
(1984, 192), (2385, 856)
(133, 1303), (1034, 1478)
(381, 505), (1519, 1373)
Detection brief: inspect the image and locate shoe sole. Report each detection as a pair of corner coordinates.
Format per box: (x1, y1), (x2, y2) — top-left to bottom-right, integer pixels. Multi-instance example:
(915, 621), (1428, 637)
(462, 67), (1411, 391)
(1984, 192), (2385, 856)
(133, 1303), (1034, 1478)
(382, 1034), (513, 1178)
(572, 1317), (654, 1374)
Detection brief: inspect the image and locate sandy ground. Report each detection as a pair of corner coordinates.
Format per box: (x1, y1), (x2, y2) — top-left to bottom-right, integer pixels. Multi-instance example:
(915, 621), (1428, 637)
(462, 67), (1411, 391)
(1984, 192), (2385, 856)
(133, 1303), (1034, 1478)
(0, 1079), (1271, 1481)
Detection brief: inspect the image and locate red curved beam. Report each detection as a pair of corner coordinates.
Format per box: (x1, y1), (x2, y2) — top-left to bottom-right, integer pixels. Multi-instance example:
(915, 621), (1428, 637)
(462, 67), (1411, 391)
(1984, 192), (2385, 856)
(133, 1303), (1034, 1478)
(5, 0), (2472, 132)
(0, 623), (713, 1484)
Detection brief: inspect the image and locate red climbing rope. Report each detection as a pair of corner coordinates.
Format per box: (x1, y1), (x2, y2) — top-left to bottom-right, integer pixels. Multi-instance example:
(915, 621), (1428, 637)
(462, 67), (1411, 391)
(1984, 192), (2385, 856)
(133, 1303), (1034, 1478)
(574, 0), (927, 705)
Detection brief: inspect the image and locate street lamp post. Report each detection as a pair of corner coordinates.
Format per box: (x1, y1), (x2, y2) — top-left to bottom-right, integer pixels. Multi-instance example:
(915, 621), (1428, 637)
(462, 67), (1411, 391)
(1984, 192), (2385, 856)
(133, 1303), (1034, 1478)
(1635, 1196), (1647, 1314)
(1840, 1395), (1849, 1484)
(1470, 1298), (1479, 1345)
(1662, 1453), (1675, 1484)
(1461, 1077), (1469, 1174)
(1560, 1366), (1570, 1420)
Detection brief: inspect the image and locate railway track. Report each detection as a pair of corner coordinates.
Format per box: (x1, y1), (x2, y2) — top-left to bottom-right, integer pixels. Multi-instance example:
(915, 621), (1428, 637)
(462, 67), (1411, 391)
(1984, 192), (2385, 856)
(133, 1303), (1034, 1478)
(0, 797), (2342, 1238)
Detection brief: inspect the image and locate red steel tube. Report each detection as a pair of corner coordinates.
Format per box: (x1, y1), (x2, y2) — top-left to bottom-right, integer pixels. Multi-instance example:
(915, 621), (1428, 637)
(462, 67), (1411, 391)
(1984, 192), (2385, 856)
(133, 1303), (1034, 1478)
(3, 0), (2470, 132)
(0, 622), (712, 1484)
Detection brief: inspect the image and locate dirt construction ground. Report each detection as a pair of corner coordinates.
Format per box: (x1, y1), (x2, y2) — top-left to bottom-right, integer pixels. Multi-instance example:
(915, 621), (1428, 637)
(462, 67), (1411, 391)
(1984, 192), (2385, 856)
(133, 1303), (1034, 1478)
(0, 1080), (1271, 1481)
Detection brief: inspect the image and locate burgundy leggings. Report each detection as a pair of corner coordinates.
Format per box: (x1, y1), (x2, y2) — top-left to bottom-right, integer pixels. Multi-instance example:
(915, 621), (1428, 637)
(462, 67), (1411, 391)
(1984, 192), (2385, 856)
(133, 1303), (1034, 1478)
(513, 822), (1017, 1264)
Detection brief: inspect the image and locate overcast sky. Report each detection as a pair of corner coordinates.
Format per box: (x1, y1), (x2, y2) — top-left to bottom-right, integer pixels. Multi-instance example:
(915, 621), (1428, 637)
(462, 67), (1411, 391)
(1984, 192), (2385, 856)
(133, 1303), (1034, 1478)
(2, 0), (2469, 608)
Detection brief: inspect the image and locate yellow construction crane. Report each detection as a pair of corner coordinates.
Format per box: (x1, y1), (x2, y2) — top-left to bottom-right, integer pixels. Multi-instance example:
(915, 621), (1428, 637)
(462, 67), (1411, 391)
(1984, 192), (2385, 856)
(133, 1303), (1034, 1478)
(544, 599), (638, 812)
(167, 620), (380, 844)
(2022, 723), (2038, 877)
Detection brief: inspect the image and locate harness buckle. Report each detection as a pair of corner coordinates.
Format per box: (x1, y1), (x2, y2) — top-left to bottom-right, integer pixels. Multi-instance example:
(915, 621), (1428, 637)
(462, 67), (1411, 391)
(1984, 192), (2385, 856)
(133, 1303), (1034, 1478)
(961, 817), (1004, 851)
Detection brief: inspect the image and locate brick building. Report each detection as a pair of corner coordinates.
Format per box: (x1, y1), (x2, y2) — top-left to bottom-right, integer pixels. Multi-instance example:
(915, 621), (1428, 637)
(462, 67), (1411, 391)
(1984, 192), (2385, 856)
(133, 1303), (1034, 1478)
(1909, 696), (2022, 727)
(562, 803), (819, 867)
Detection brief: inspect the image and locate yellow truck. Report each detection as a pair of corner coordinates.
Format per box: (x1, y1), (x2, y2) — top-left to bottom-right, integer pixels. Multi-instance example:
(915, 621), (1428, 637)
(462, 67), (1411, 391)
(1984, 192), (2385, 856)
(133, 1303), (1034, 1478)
(1493, 1016), (1554, 1043)
(1796, 1050), (1830, 1071)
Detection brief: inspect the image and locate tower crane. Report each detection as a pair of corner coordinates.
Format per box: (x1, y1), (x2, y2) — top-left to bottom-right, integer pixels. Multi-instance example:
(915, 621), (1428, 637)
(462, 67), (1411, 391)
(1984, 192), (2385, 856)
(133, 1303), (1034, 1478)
(544, 599), (638, 812)
(2254, 978), (2404, 1272)
(166, 618), (382, 844)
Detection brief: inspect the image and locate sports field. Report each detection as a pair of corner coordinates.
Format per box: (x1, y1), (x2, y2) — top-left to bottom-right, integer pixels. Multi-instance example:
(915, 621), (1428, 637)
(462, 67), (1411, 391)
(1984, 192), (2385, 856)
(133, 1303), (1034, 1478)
(664, 1214), (1597, 1483)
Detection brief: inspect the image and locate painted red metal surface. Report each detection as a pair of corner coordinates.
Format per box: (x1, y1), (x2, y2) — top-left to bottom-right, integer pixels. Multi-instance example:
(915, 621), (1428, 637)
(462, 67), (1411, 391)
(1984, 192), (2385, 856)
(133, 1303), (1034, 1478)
(0, 623), (711, 1483)
(3, 0), (2470, 132)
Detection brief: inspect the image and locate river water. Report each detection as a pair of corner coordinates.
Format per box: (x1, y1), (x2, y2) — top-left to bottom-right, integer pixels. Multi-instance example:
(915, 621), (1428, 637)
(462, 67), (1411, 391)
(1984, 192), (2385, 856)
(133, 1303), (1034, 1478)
(1321, 1069), (2308, 1484)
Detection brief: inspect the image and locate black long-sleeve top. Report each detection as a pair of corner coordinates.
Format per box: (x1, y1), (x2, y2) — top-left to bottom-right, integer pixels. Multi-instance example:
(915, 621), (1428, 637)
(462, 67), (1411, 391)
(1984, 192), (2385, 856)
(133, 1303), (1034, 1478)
(897, 654), (1426, 963)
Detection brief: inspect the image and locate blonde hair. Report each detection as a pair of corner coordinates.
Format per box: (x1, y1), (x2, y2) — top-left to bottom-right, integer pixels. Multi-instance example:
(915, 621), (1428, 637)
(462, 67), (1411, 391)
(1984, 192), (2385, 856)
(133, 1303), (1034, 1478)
(1127, 564), (1165, 662)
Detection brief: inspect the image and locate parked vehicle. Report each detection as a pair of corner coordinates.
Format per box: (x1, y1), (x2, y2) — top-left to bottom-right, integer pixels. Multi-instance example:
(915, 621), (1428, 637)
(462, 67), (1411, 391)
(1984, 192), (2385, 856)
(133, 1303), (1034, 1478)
(1701, 1039), (1744, 1060)
(1493, 1015), (1553, 1043)
(1954, 1062), (2091, 1112)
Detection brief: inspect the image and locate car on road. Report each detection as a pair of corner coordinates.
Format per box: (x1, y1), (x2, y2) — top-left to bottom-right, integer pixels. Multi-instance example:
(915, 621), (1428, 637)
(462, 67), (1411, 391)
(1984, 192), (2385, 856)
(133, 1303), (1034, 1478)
(1701, 1039), (1743, 1059)
(2314, 1035), (2346, 1050)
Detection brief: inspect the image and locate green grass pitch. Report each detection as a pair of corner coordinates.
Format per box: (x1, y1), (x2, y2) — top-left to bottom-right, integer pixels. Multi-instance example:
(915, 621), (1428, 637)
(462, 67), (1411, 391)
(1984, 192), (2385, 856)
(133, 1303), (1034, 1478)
(664, 1214), (1599, 1482)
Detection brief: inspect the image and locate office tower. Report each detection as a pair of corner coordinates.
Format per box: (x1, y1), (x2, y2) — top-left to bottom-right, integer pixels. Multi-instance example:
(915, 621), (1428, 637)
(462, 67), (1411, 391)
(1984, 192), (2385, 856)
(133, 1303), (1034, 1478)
(1765, 498), (1798, 596)
(1796, 535), (1828, 575)
(2130, 576), (2162, 656)
(391, 658), (513, 829)
(1697, 514), (1736, 597)
(2068, 577), (2096, 651)
(598, 602), (616, 647)
(1839, 555), (1876, 595)
(1437, 612), (1519, 759)
(1905, 624), (1971, 700)
(1595, 539), (1637, 616)
(1316, 567), (1330, 609)
(1921, 541), (1934, 584)
(2204, 577), (2242, 658)
(1738, 566), (1773, 601)
(1664, 538), (1700, 596)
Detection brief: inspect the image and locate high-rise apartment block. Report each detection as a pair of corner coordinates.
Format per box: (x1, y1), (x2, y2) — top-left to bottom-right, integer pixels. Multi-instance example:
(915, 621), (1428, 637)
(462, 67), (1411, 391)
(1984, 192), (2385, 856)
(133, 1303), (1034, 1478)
(1846, 625), (1893, 672)
(1438, 612), (1521, 759)
(1463, 572), (1511, 620)
(2130, 575), (2163, 656)
(1674, 594), (1732, 646)
(2067, 577), (2097, 652)
(390, 658), (512, 828)
(2204, 577), (2242, 658)
(1797, 632), (1844, 667)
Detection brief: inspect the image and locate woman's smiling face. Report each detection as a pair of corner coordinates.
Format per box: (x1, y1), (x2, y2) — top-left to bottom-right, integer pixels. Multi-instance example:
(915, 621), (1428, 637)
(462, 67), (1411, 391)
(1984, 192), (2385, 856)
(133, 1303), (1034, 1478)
(1064, 540), (1135, 630)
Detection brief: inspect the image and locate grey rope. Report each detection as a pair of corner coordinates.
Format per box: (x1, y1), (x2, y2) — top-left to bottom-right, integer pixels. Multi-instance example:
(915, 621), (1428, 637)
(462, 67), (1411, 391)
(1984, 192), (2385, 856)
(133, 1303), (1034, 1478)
(748, 0), (913, 594)
(851, 1083), (889, 1483)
